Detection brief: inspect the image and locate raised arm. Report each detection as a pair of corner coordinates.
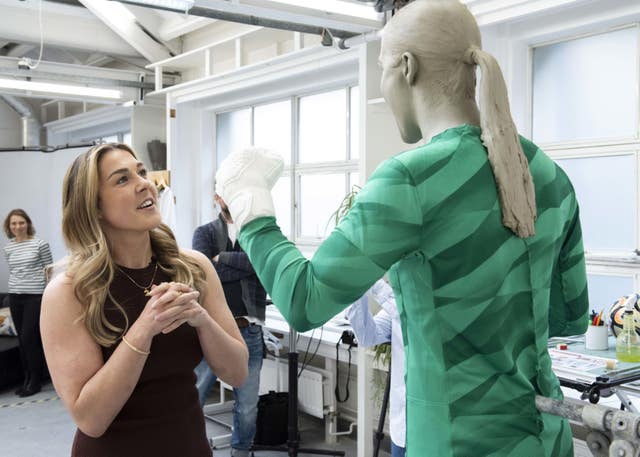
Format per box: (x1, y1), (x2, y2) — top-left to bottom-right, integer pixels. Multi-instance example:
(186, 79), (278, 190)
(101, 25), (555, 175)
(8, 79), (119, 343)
(237, 158), (422, 331)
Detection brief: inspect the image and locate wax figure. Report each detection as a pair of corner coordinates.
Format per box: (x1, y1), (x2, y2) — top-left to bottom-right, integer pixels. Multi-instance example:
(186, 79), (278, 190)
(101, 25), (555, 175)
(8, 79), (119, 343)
(216, 1), (589, 455)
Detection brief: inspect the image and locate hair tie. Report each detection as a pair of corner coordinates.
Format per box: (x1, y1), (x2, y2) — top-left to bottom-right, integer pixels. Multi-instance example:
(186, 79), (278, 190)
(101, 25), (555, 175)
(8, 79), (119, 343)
(463, 45), (480, 65)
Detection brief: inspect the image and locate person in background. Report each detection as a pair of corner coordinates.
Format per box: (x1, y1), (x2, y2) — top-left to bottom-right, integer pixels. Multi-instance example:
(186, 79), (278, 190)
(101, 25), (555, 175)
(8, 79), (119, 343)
(347, 279), (405, 457)
(215, 1), (589, 455)
(3, 208), (52, 397)
(40, 143), (248, 457)
(192, 193), (266, 457)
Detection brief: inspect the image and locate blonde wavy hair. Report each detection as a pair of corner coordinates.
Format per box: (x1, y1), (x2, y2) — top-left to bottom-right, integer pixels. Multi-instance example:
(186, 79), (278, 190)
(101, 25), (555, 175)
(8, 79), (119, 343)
(62, 143), (206, 346)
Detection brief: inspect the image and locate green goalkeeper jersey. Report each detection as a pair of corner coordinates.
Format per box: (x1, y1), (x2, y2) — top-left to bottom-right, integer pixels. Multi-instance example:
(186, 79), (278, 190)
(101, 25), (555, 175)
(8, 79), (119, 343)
(239, 124), (588, 457)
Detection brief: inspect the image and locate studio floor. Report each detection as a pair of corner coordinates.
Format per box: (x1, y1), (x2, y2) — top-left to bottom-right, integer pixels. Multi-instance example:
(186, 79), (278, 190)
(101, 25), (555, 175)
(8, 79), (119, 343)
(0, 382), (367, 457)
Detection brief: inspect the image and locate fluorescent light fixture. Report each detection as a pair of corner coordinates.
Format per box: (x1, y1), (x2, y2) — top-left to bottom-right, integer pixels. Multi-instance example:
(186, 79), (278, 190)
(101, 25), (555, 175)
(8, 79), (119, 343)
(124, 0), (195, 11)
(0, 78), (122, 100)
(268, 0), (380, 20)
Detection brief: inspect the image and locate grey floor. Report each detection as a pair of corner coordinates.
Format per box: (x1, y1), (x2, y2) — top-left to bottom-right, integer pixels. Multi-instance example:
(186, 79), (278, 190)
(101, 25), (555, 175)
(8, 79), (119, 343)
(0, 381), (372, 457)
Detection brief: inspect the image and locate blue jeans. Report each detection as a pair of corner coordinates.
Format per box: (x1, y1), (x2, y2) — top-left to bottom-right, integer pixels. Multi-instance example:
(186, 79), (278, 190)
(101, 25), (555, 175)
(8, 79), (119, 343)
(195, 325), (264, 453)
(391, 441), (405, 457)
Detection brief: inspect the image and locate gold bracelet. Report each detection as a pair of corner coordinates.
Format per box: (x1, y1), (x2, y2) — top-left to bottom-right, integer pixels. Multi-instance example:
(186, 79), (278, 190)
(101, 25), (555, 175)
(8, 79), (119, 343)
(121, 335), (150, 356)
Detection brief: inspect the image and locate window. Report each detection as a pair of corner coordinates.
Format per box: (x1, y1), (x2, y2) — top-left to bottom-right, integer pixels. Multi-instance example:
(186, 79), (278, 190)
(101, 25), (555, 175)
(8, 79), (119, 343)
(299, 89), (347, 163)
(254, 100), (292, 165)
(532, 26), (638, 144)
(299, 173), (346, 238)
(530, 25), (640, 297)
(587, 273), (634, 314)
(555, 155), (636, 253)
(215, 86), (359, 248)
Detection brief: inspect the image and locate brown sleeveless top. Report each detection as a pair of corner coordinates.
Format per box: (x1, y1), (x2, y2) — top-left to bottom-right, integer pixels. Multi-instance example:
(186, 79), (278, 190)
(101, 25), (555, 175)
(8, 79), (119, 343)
(71, 261), (212, 457)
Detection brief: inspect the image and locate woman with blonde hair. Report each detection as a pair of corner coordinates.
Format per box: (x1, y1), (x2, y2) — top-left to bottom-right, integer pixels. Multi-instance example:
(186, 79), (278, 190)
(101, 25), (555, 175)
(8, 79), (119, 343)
(3, 208), (52, 397)
(216, 1), (589, 456)
(41, 143), (248, 456)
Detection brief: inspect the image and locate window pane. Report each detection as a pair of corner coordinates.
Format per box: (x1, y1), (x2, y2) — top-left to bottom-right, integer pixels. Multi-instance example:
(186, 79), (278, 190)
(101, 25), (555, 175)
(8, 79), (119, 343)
(272, 176), (292, 239)
(350, 86), (360, 159)
(299, 173), (346, 238)
(299, 89), (347, 163)
(123, 132), (131, 145)
(254, 100), (292, 165)
(587, 274), (634, 315)
(532, 27), (638, 143)
(556, 155), (636, 252)
(103, 134), (118, 143)
(349, 172), (360, 189)
(216, 109), (251, 168)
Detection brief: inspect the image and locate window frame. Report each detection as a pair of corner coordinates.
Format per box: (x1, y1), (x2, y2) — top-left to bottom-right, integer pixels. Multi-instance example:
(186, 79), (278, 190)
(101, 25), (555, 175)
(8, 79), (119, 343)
(516, 18), (640, 294)
(214, 85), (360, 251)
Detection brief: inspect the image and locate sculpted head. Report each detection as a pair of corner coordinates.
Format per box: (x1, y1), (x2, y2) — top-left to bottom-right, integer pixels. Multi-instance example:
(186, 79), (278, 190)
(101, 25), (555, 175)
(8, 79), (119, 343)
(379, 0), (481, 142)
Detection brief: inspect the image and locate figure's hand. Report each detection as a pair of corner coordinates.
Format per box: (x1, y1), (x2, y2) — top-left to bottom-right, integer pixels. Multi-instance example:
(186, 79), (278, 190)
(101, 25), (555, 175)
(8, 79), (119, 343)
(215, 147), (284, 229)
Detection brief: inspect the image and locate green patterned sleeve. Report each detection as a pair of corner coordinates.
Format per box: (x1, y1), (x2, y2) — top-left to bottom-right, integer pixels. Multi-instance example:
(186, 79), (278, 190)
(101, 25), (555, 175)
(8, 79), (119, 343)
(239, 158), (423, 331)
(549, 203), (590, 337)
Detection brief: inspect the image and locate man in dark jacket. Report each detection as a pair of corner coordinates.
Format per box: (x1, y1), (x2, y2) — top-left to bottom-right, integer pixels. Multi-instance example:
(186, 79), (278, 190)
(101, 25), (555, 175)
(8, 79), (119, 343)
(192, 194), (267, 457)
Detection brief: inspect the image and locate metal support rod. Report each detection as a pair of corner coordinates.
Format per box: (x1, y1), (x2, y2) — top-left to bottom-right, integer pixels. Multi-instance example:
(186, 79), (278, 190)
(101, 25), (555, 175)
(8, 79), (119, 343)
(536, 395), (640, 456)
(113, 1), (359, 40)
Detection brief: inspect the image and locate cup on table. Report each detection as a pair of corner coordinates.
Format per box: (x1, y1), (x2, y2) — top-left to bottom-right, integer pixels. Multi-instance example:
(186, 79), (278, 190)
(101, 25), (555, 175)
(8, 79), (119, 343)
(585, 324), (608, 350)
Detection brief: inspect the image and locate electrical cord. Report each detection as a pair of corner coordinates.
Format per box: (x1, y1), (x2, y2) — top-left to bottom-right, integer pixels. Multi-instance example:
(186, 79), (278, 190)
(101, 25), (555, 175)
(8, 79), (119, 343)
(297, 328), (315, 376)
(27, 0), (44, 70)
(334, 331), (356, 403)
(297, 325), (323, 377)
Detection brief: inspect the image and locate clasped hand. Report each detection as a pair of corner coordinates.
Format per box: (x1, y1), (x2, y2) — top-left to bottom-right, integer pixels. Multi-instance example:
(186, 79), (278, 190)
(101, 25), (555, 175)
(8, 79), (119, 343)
(138, 282), (207, 335)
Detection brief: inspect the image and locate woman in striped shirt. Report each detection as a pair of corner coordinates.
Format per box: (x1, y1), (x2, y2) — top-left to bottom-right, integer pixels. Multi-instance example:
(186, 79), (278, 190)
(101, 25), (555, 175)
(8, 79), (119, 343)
(3, 208), (52, 397)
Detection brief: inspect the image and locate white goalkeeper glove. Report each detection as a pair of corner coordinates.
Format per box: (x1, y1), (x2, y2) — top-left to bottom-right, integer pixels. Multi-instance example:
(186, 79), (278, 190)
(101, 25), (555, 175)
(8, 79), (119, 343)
(215, 147), (284, 229)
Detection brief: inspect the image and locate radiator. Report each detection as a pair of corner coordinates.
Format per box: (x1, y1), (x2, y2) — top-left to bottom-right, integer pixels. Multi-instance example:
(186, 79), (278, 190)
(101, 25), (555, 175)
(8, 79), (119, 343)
(260, 357), (326, 419)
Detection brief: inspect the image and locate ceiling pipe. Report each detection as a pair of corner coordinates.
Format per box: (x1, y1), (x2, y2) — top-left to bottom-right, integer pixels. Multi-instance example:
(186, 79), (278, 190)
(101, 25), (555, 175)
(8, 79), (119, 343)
(0, 141), (98, 153)
(0, 94), (41, 147)
(130, 3), (360, 39)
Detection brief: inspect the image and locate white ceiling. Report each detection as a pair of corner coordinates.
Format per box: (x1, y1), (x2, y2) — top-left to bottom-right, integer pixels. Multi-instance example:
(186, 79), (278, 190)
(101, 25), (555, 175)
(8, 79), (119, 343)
(0, 0), (600, 104)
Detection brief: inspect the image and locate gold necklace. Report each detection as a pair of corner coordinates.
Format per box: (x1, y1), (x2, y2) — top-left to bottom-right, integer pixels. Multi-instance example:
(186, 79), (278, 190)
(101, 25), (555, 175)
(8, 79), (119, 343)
(116, 262), (158, 295)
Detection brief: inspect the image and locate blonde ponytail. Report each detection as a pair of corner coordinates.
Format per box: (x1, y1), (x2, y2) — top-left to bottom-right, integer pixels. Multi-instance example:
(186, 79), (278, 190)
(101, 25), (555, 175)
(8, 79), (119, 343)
(465, 46), (537, 238)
